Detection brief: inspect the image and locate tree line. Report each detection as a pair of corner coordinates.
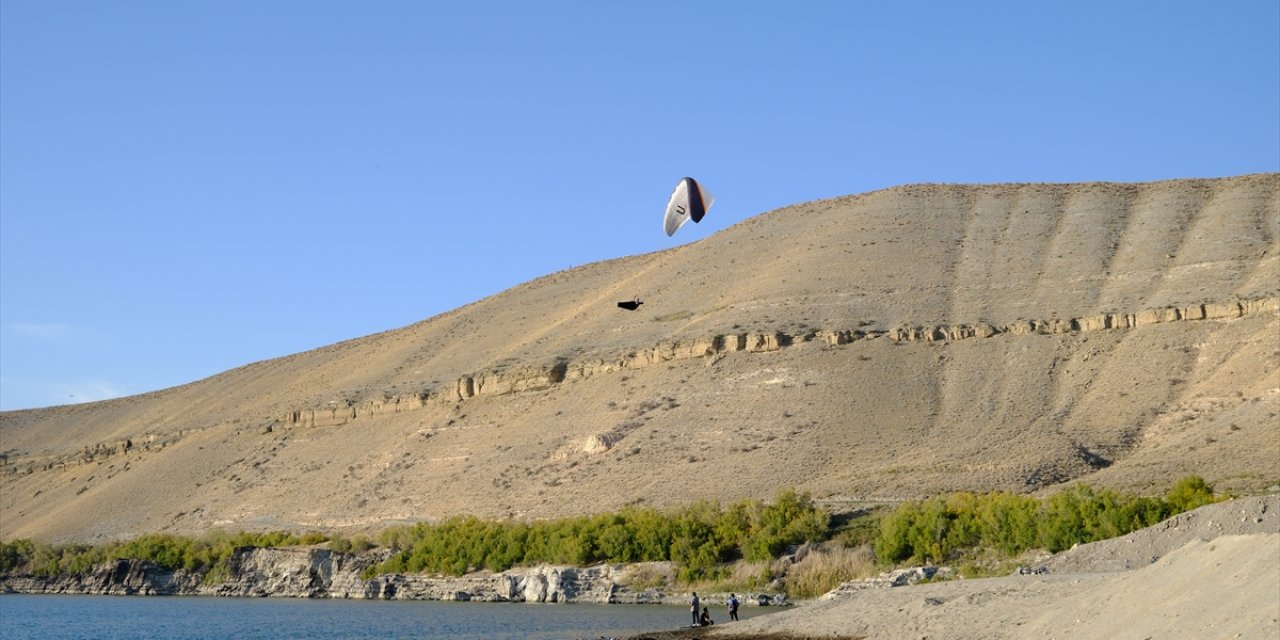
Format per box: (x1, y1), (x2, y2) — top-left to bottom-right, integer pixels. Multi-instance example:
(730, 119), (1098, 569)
(0, 489), (827, 584)
(0, 530), (327, 580)
(1, 478), (1220, 586)
(366, 489), (827, 581)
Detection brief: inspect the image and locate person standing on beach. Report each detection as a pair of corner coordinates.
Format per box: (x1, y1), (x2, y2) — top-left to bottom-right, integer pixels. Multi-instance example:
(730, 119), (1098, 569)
(690, 592), (700, 626)
(727, 593), (740, 621)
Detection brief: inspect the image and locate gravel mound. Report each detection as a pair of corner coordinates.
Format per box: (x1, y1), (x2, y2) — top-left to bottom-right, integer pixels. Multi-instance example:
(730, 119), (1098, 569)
(1043, 494), (1279, 573)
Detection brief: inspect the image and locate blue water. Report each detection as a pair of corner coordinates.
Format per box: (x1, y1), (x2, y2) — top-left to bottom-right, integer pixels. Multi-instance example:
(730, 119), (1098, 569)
(0, 595), (777, 640)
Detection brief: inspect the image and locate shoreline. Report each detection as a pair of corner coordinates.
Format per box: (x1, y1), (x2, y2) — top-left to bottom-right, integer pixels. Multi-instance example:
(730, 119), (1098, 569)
(7, 496), (1278, 640)
(0, 554), (790, 608)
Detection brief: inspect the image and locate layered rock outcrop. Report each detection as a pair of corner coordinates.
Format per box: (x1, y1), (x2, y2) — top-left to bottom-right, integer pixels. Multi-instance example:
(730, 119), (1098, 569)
(348, 298), (1279, 416)
(8, 296), (1271, 480)
(276, 297), (1278, 427)
(3, 295), (1274, 483)
(0, 558), (204, 596)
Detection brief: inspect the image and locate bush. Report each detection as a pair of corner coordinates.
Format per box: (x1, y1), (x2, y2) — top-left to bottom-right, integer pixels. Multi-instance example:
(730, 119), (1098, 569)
(328, 533), (376, 555)
(784, 544), (876, 599)
(875, 476), (1208, 563)
(618, 562), (674, 590)
(1166, 475), (1216, 512)
(0, 540), (36, 574)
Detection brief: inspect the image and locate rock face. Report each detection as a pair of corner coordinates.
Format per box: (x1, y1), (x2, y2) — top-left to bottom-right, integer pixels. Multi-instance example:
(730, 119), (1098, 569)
(0, 549), (783, 605)
(211, 547), (340, 598)
(358, 564), (637, 603)
(1, 559), (203, 596)
(821, 566), (954, 599)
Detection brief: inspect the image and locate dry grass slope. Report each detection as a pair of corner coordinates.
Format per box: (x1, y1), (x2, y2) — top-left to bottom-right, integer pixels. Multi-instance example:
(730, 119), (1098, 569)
(2, 174), (1277, 543)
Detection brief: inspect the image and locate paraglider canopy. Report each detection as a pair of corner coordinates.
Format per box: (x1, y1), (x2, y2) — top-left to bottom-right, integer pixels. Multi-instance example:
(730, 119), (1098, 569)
(664, 177), (714, 237)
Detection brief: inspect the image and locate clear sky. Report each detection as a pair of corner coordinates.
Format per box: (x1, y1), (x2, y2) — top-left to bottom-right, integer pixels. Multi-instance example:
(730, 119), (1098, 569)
(2, 1), (1277, 411)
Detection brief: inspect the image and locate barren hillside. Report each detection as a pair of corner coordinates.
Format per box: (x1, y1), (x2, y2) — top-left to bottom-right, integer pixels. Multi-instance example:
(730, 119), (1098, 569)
(2, 174), (1277, 543)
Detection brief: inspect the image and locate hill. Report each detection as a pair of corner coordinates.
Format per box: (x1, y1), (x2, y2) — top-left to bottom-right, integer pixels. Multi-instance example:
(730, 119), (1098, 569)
(2, 174), (1277, 543)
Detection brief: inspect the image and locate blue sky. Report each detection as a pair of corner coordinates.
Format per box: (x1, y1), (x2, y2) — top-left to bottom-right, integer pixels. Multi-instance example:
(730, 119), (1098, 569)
(2, 1), (1277, 411)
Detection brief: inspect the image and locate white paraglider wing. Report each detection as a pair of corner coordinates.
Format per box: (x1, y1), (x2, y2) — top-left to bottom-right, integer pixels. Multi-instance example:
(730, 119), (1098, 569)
(663, 177), (714, 237)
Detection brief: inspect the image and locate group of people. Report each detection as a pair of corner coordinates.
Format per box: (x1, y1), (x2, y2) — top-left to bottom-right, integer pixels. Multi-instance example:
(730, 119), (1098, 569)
(689, 592), (740, 626)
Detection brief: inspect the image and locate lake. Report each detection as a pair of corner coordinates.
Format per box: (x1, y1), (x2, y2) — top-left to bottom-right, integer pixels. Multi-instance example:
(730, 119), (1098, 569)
(0, 594), (779, 639)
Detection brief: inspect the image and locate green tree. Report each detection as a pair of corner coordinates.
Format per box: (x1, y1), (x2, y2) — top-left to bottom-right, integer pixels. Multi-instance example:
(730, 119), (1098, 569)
(874, 500), (920, 563)
(975, 492), (1039, 555)
(1166, 475), (1216, 513)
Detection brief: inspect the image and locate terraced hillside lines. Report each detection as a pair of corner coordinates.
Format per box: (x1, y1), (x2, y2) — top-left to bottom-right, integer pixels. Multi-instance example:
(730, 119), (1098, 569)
(1234, 185), (1280, 298)
(1156, 181), (1256, 302)
(1094, 182), (1204, 313)
(1028, 185), (1131, 314)
(946, 187), (1009, 323)
(990, 187), (1068, 322)
(1, 175), (1277, 544)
